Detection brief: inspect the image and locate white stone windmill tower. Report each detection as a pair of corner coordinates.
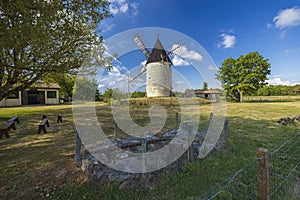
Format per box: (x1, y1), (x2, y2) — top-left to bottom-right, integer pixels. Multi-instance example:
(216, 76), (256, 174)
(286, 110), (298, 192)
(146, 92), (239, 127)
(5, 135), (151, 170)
(132, 34), (175, 97)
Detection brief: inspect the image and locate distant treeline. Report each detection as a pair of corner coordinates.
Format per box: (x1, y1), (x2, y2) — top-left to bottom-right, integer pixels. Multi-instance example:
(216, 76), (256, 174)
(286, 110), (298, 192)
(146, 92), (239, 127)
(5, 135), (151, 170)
(255, 84), (300, 96)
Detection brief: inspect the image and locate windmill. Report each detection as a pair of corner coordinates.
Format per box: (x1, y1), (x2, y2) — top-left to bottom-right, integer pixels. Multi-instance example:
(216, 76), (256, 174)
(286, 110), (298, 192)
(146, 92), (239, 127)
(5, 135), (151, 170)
(130, 33), (181, 97)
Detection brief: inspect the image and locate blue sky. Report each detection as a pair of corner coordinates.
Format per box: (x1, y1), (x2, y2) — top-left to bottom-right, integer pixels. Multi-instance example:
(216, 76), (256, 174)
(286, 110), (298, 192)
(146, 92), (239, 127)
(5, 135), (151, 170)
(97, 0), (300, 91)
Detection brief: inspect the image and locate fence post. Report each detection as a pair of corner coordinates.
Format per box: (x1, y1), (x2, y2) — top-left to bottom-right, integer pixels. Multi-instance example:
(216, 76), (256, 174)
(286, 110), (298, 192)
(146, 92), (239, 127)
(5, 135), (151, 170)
(182, 121), (194, 161)
(175, 112), (179, 129)
(257, 148), (270, 200)
(209, 112), (213, 125)
(187, 122), (194, 161)
(224, 119), (229, 141)
(114, 121), (118, 138)
(75, 129), (82, 164)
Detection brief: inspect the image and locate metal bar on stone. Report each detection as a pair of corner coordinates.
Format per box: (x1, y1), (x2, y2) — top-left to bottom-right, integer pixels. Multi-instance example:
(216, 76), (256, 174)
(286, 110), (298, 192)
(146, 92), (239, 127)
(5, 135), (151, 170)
(119, 142), (142, 149)
(141, 139), (148, 153)
(75, 129), (82, 163)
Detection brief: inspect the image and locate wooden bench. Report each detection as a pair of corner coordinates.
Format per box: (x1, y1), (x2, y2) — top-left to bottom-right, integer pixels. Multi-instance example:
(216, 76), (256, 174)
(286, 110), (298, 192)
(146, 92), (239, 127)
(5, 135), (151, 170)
(8, 116), (20, 124)
(42, 114), (62, 123)
(0, 121), (16, 139)
(37, 118), (50, 134)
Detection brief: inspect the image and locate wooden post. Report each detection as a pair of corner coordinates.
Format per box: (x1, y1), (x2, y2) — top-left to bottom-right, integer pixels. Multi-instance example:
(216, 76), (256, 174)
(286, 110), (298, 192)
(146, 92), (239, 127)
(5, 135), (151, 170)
(209, 112), (213, 126)
(175, 112), (179, 129)
(114, 121), (118, 138)
(149, 113), (152, 135)
(224, 119), (229, 141)
(75, 129), (82, 163)
(257, 148), (270, 200)
(182, 121), (194, 161)
(187, 122), (193, 161)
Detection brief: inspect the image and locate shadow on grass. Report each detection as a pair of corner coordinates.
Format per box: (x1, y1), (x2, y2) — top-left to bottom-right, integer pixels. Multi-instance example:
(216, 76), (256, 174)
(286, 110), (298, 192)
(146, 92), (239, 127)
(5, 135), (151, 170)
(0, 103), (299, 199)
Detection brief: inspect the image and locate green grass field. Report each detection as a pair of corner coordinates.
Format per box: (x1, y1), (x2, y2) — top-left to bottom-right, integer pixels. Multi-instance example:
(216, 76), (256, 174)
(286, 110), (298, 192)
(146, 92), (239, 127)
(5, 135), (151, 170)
(0, 100), (299, 199)
(244, 95), (300, 102)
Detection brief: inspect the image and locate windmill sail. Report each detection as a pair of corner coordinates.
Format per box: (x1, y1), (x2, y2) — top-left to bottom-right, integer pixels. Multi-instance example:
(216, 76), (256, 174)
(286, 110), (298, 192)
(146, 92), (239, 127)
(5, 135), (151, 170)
(128, 65), (147, 83)
(134, 34), (150, 59)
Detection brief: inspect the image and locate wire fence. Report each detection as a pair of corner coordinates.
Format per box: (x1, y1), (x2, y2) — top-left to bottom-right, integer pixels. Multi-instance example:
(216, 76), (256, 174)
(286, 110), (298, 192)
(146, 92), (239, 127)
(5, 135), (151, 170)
(197, 132), (300, 199)
(269, 132), (300, 199)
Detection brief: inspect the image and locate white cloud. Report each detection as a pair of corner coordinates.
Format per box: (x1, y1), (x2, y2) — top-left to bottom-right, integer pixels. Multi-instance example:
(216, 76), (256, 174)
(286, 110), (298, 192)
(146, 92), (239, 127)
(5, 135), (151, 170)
(267, 77), (292, 86)
(130, 2), (139, 16)
(273, 74), (284, 78)
(98, 65), (128, 91)
(109, 0), (139, 16)
(284, 49), (294, 54)
(119, 3), (128, 13)
(208, 65), (217, 71)
(172, 56), (190, 66)
(217, 33), (236, 49)
(141, 60), (146, 66)
(273, 6), (300, 29)
(266, 23), (273, 28)
(284, 47), (300, 54)
(101, 23), (115, 33)
(171, 44), (203, 61)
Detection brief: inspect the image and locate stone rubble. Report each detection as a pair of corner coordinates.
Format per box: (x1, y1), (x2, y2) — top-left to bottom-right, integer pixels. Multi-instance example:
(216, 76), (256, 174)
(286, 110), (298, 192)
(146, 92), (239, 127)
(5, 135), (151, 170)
(80, 129), (226, 189)
(278, 114), (300, 125)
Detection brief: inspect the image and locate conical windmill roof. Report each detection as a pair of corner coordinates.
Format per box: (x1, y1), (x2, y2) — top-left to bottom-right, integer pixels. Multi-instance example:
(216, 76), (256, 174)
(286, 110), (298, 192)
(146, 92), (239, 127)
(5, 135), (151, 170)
(146, 38), (172, 65)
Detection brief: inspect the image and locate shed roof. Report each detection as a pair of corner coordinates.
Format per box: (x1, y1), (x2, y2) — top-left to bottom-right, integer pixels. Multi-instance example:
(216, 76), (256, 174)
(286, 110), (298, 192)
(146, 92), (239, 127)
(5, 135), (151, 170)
(31, 83), (61, 89)
(146, 38), (172, 65)
(194, 89), (222, 94)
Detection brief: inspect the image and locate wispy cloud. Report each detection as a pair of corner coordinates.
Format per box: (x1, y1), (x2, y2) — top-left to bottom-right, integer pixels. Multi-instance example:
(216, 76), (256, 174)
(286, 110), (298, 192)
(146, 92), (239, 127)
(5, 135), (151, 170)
(217, 33), (236, 49)
(172, 56), (190, 66)
(130, 2), (139, 16)
(101, 23), (115, 33)
(170, 44), (203, 66)
(109, 0), (139, 16)
(267, 77), (299, 86)
(171, 44), (203, 65)
(98, 65), (128, 91)
(284, 47), (300, 54)
(208, 65), (217, 71)
(273, 6), (300, 30)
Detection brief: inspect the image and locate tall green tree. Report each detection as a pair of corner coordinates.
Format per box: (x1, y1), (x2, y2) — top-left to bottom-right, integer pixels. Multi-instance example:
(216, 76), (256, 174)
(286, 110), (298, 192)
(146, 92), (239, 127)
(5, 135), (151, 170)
(0, 0), (111, 101)
(202, 82), (208, 90)
(216, 51), (271, 102)
(45, 73), (75, 100)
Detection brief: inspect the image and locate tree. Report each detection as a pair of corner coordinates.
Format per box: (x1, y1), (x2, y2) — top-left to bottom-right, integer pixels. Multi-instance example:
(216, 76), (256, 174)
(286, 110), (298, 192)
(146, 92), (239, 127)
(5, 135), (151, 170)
(131, 91), (146, 98)
(202, 82), (208, 90)
(45, 73), (75, 100)
(0, 0), (111, 101)
(216, 52), (271, 102)
(73, 76), (98, 101)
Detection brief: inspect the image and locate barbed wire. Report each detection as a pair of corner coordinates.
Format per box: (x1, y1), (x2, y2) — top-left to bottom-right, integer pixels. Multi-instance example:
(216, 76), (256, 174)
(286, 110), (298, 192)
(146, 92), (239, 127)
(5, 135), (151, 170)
(196, 132), (300, 200)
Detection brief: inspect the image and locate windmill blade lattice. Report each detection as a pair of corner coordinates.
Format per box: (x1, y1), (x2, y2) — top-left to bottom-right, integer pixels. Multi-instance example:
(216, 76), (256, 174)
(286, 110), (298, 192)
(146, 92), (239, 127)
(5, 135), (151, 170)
(133, 33), (150, 59)
(127, 64), (146, 85)
(167, 42), (184, 57)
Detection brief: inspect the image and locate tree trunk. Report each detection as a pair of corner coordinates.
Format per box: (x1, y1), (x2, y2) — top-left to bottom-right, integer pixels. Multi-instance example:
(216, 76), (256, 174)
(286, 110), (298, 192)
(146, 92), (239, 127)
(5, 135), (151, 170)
(236, 89), (243, 102)
(239, 91), (243, 102)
